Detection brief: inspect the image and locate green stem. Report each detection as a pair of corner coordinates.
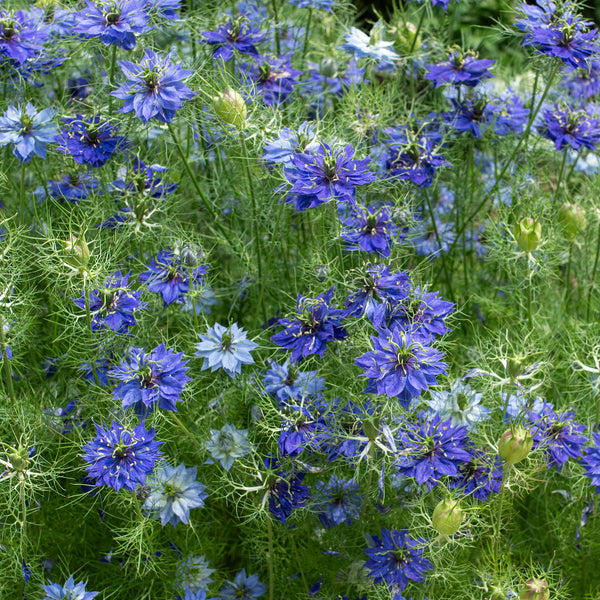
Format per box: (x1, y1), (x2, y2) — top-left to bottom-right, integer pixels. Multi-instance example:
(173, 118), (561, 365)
(272, 0), (281, 55)
(108, 44), (117, 116)
(188, 267), (199, 331)
(554, 149), (568, 206)
(169, 412), (204, 450)
(302, 8), (313, 62)
(288, 530), (309, 595)
(564, 242), (574, 310)
(526, 254), (533, 329)
(84, 284), (100, 386)
(19, 162), (25, 223)
(586, 220), (600, 321)
(0, 313), (14, 400)
(267, 518), (275, 600)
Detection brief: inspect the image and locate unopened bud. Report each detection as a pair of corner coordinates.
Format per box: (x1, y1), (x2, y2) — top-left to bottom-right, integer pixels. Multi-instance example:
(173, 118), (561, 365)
(498, 425), (533, 465)
(513, 218), (541, 253)
(519, 578), (550, 600)
(214, 88), (247, 129)
(432, 499), (463, 535)
(507, 356), (524, 380)
(558, 202), (587, 241)
(63, 235), (90, 273)
(393, 21), (421, 54)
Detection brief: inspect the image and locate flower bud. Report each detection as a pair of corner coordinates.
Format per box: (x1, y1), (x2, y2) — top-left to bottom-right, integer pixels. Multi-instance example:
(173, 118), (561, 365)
(513, 218), (541, 253)
(62, 235), (90, 273)
(519, 578), (550, 600)
(558, 202), (587, 241)
(498, 425), (533, 464)
(392, 21), (421, 54)
(432, 499), (463, 535)
(319, 57), (338, 78)
(507, 356), (524, 381)
(8, 445), (30, 472)
(214, 88), (247, 129)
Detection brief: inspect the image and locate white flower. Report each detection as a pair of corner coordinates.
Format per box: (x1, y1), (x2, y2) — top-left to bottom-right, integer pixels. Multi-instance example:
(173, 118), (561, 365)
(427, 380), (491, 430)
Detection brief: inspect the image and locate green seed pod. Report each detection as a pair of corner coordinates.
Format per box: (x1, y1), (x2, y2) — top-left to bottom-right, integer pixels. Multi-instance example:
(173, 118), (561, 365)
(62, 235), (90, 274)
(498, 425), (533, 465)
(507, 356), (525, 381)
(513, 218), (542, 253)
(214, 88), (247, 129)
(432, 499), (463, 535)
(558, 202), (587, 241)
(519, 578), (550, 600)
(392, 21), (421, 54)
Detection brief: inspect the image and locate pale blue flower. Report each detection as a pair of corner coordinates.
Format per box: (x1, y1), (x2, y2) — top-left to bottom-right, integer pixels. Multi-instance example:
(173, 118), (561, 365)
(220, 569), (267, 599)
(144, 462), (208, 526)
(205, 423), (251, 471)
(339, 21), (399, 62)
(175, 556), (215, 594)
(40, 575), (98, 600)
(427, 380), (491, 430)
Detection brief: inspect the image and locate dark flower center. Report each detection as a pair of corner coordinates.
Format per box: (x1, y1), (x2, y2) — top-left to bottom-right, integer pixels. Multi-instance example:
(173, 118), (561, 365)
(105, 11), (121, 25)
(86, 124), (100, 145)
(69, 173), (81, 186)
(284, 365), (298, 386)
(392, 548), (409, 566)
(139, 365), (156, 388)
(113, 442), (129, 458)
(144, 69), (160, 91)
(456, 392), (470, 411)
(322, 154), (340, 181)
(1, 19), (16, 40)
(258, 62), (273, 83)
(221, 331), (233, 351)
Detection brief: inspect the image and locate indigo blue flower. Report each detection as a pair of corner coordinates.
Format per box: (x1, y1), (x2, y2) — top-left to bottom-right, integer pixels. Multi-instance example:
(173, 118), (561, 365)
(562, 61), (600, 99)
(285, 143), (375, 210)
(79, 355), (113, 387)
(314, 475), (363, 528)
(448, 446), (503, 501)
(55, 115), (128, 168)
(145, 0), (181, 20)
(144, 462), (208, 526)
(220, 569), (267, 600)
(47, 173), (100, 204)
(395, 414), (472, 488)
(263, 121), (319, 165)
(112, 49), (194, 123)
(355, 330), (446, 408)
(340, 21), (399, 62)
(279, 402), (327, 457)
(411, 215), (456, 258)
(0, 9), (50, 65)
(263, 359), (325, 403)
(73, 270), (144, 333)
(539, 105), (600, 151)
(112, 158), (178, 198)
(364, 528), (433, 593)
(205, 423), (251, 470)
(108, 343), (191, 416)
(200, 16), (265, 61)
(73, 0), (150, 50)
(241, 53), (302, 106)
(0, 104), (57, 163)
(40, 575), (98, 600)
(81, 420), (162, 491)
(271, 287), (348, 362)
(445, 94), (497, 138)
(426, 50), (495, 87)
(427, 381), (491, 430)
(195, 322), (257, 378)
(321, 397), (372, 461)
(177, 589), (216, 600)
(139, 248), (208, 306)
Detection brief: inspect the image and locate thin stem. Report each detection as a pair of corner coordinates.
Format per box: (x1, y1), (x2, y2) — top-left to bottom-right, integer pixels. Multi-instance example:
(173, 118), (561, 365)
(564, 242), (574, 310)
(554, 148), (568, 206)
(188, 267), (199, 331)
(169, 411), (204, 450)
(526, 254), (533, 329)
(83, 284), (100, 386)
(288, 530), (309, 595)
(108, 44), (117, 116)
(302, 8), (313, 62)
(586, 220), (600, 321)
(272, 0), (281, 55)
(267, 518), (275, 600)
(0, 313), (14, 400)
(19, 162), (25, 223)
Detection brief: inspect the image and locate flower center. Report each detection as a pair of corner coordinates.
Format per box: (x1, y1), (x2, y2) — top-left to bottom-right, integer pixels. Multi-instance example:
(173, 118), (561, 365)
(105, 10), (121, 24)
(1, 19), (16, 40)
(456, 392), (470, 411)
(221, 331), (233, 351)
(322, 154), (339, 181)
(164, 482), (181, 499)
(144, 68), (160, 91)
(19, 114), (33, 134)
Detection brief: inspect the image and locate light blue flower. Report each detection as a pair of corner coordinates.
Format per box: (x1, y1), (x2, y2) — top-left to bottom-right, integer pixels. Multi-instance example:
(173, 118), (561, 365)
(502, 389), (553, 421)
(40, 575), (98, 600)
(195, 322), (257, 378)
(181, 285), (219, 315)
(221, 568), (267, 599)
(175, 555), (215, 594)
(339, 21), (399, 63)
(205, 423), (251, 471)
(427, 380), (491, 430)
(143, 462), (208, 527)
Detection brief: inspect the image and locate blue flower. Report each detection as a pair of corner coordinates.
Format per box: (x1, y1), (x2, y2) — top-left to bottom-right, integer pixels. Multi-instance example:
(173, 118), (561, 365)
(241, 53), (302, 106)
(40, 575), (98, 600)
(410, 215), (456, 258)
(364, 528), (433, 592)
(539, 104), (600, 151)
(426, 50), (495, 87)
(289, 0), (336, 11)
(108, 343), (191, 416)
(175, 555), (216, 594)
(112, 49), (194, 123)
(205, 423), (251, 470)
(0, 9), (50, 65)
(448, 446), (503, 501)
(111, 157), (178, 198)
(220, 569), (267, 600)
(314, 475), (363, 528)
(355, 330), (446, 408)
(47, 173), (100, 204)
(0, 103), (57, 163)
(263, 121), (319, 165)
(271, 287), (348, 362)
(340, 21), (399, 62)
(144, 462), (208, 526)
(262, 359), (325, 403)
(279, 402), (327, 457)
(427, 380), (491, 430)
(73, 0), (150, 50)
(81, 420), (162, 492)
(195, 322), (257, 378)
(73, 270), (145, 333)
(200, 16), (265, 61)
(54, 115), (128, 168)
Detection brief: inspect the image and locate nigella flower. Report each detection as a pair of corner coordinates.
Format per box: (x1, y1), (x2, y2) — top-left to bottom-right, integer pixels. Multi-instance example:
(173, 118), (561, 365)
(40, 576), (98, 600)
(314, 475), (363, 528)
(427, 380), (491, 430)
(263, 121), (319, 165)
(112, 157), (178, 198)
(54, 115), (128, 168)
(241, 53), (302, 106)
(340, 202), (400, 258)
(410, 215), (456, 258)
(139, 248), (208, 306)
(73, 270), (145, 333)
(195, 322), (257, 379)
(321, 397), (372, 461)
(445, 94), (497, 138)
(177, 590), (216, 600)
(0, 9), (50, 65)
(47, 173), (100, 204)
(200, 16), (265, 61)
(81, 420), (162, 492)
(0, 104), (57, 163)
(364, 528), (433, 594)
(111, 49), (194, 123)
(205, 424), (251, 471)
(448, 446), (503, 501)
(395, 414), (472, 488)
(289, 0), (336, 11)
(143, 462), (208, 526)
(426, 50), (495, 87)
(73, 0), (150, 50)
(562, 62), (600, 99)
(79, 356), (112, 387)
(539, 104), (600, 151)
(284, 143), (375, 210)
(145, 0), (181, 20)
(271, 287), (348, 362)
(175, 555), (216, 594)
(503, 390), (553, 422)
(263, 359), (325, 404)
(340, 20), (399, 62)
(279, 402), (328, 457)
(582, 431), (600, 493)
(355, 329), (446, 408)
(220, 569), (267, 600)
(530, 407), (588, 470)
(108, 343), (191, 416)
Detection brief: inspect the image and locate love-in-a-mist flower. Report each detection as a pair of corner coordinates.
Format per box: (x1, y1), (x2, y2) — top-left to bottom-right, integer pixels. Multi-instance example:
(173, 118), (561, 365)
(200, 16), (265, 61)
(205, 423), (251, 470)
(40, 575), (98, 600)
(0, 104), (57, 163)
(220, 569), (266, 600)
(112, 50), (194, 123)
(73, 0), (150, 50)
(195, 322), (257, 378)
(73, 270), (144, 333)
(0, 9), (50, 65)
(427, 380), (491, 430)
(175, 555), (216, 594)
(241, 53), (302, 106)
(355, 329), (446, 408)
(340, 20), (399, 62)
(448, 445), (503, 501)
(143, 462), (208, 526)
(108, 343), (191, 416)
(314, 475), (363, 528)
(539, 104), (600, 151)
(364, 528), (433, 593)
(426, 50), (495, 87)
(81, 420), (162, 491)
(262, 359), (325, 404)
